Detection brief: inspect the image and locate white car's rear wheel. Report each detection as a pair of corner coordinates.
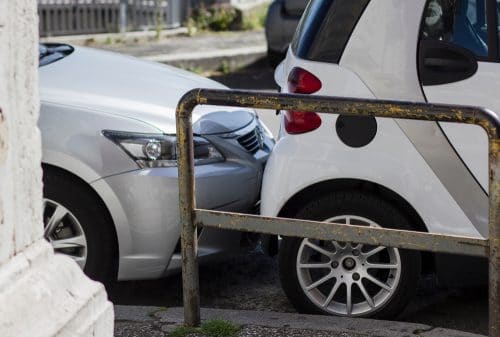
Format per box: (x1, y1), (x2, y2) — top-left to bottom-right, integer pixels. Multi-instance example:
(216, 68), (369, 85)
(279, 191), (421, 318)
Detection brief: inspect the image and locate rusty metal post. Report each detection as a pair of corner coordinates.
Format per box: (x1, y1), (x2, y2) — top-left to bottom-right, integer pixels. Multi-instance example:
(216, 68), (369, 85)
(176, 91), (201, 327)
(490, 138), (500, 337)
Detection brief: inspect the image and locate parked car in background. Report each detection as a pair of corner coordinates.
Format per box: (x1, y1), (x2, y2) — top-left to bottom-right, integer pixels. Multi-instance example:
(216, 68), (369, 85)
(262, 0), (499, 318)
(39, 44), (274, 285)
(265, 0), (307, 67)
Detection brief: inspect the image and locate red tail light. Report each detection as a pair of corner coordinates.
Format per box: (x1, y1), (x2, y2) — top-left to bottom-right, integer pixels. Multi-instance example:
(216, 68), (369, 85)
(287, 67), (322, 94)
(285, 67), (322, 134)
(284, 111), (322, 134)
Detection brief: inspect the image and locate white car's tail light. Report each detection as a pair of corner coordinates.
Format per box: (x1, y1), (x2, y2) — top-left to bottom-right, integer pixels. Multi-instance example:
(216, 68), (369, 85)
(285, 67), (323, 134)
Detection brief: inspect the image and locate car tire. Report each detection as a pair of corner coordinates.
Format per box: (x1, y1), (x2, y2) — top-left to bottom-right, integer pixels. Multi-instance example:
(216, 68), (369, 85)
(267, 47), (286, 68)
(279, 191), (421, 318)
(43, 169), (118, 285)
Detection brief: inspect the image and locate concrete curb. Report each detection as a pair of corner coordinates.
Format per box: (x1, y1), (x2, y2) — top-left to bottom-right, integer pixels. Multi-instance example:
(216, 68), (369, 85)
(40, 27), (189, 44)
(158, 48), (267, 73)
(114, 306), (486, 337)
(143, 45), (267, 63)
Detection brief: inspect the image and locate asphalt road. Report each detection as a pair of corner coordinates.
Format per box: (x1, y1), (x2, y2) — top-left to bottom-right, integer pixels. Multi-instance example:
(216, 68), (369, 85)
(110, 251), (488, 335)
(109, 58), (488, 336)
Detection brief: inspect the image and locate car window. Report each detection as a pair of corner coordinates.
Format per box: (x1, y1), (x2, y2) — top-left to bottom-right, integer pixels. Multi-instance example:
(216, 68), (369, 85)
(290, 0), (370, 64)
(421, 0), (489, 57)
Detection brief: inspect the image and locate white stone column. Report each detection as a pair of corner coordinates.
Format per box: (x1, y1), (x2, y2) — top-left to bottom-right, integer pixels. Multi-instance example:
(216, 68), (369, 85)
(0, 1), (114, 336)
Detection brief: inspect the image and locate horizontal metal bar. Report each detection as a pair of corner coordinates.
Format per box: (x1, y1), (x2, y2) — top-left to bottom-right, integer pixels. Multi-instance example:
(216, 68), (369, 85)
(178, 89), (500, 139)
(195, 209), (489, 258)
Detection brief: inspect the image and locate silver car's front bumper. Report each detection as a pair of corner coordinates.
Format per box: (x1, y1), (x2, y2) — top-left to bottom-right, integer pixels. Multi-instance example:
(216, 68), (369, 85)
(91, 119), (273, 281)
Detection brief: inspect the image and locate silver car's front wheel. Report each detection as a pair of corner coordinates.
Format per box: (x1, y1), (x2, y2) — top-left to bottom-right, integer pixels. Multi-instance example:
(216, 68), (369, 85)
(279, 191), (421, 319)
(296, 216), (401, 316)
(43, 168), (118, 284)
(43, 198), (88, 269)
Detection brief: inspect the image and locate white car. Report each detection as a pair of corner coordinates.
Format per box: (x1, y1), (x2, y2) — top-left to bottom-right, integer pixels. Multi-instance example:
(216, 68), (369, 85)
(39, 44), (274, 284)
(262, 0), (500, 318)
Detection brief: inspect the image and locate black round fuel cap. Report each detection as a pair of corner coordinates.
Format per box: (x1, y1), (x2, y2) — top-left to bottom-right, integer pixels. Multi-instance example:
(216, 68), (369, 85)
(335, 115), (377, 148)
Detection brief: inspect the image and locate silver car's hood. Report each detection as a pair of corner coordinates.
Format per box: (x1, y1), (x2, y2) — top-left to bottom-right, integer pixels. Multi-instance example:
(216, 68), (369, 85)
(39, 46), (254, 134)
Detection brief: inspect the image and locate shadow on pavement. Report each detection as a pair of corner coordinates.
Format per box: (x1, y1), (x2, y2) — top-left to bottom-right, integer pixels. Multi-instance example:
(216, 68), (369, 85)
(108, 252), (293, 313)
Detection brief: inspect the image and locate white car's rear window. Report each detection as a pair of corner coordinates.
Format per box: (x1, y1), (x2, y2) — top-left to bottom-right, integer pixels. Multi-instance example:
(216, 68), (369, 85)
(290, 0), (370, 64)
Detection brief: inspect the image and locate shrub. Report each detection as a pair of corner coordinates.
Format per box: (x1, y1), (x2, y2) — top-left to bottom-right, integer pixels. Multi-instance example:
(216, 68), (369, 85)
(191, 5), (238, 32)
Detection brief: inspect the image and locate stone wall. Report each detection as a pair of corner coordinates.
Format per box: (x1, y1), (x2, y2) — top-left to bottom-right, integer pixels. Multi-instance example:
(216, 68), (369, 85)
(0, 1), (114, 336)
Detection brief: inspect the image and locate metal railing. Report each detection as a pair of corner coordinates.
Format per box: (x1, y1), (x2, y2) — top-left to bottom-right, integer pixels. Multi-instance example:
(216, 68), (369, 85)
(175, 89), (500, 336)
(38, 0), (183, 37)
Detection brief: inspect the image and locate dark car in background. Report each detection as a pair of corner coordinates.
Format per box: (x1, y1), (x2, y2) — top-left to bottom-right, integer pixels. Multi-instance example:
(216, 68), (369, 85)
(265, 0), (307, 67)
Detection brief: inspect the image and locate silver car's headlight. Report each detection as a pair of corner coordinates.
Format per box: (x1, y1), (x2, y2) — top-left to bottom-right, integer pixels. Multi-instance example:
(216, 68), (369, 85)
(103, 130), (224, 168)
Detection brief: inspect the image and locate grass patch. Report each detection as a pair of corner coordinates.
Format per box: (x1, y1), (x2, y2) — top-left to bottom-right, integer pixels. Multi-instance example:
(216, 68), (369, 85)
(170, 325), (200, 337)
(178, 64), (206, 75)
(170, 319), (240, 337)
(201, 319), (240, 337)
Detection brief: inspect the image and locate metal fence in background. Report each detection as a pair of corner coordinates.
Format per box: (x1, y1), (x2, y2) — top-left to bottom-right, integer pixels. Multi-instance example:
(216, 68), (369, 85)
(38, 0), (184, 37)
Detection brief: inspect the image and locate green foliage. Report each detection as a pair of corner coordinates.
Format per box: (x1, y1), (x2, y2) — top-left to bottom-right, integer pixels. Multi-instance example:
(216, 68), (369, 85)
(170, 325), (199, 337)
(187, 17), (198, 36)
(242, 3), (269, 31)
(188, 2), (269, 32)
(169, 320), (240, 337)
(191, 5), (238, 32)
(201, 319), (240, 337)
(180, 64), (205, 75)
(209, 7), (238, 31)
(217, 60), (231, 74)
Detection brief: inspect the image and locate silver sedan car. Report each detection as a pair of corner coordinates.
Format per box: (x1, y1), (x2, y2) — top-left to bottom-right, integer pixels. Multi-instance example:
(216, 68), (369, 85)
(39, 44), (274, 284)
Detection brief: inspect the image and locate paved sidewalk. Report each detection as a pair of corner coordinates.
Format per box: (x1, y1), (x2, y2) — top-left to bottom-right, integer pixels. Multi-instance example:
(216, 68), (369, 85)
(114, 306), (486, 337)
(42, 30), (268, 71)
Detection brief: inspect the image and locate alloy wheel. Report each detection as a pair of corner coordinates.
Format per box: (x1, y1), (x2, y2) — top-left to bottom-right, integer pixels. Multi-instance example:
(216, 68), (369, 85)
(296, 215), (402, 316)
(43, 198), (87, 269)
